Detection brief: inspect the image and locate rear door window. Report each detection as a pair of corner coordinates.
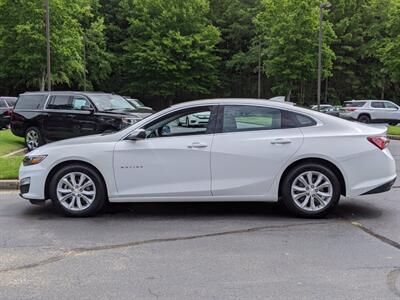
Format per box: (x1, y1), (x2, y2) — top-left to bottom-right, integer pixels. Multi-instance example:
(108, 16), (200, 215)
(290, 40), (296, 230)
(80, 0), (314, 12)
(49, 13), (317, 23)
(47, 95), (73, 110)
(371, 102), (385, 108)
(220, 105), (316, 133)
(14, 94), (47, 110)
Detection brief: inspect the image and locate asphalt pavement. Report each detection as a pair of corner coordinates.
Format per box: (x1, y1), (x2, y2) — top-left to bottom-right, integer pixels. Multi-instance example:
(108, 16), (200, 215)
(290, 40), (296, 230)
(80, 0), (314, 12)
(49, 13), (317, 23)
(0, 142), (400, 299)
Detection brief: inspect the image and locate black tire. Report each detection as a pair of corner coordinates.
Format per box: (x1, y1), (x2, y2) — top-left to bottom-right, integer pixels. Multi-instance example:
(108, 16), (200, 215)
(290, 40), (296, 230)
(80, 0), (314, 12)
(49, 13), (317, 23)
(25, 126), (44, 151)
(281, 163), (341, 218)
(49, 164), (107, 217)
(389, 122), (398, 126)
(357, 115), (371, 124)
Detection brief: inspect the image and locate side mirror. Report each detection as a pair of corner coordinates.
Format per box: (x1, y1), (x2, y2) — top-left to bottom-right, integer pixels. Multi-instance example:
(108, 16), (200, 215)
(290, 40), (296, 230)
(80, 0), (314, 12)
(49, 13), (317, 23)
(82, 106), (94, 113)
(126, 129), (146, 141)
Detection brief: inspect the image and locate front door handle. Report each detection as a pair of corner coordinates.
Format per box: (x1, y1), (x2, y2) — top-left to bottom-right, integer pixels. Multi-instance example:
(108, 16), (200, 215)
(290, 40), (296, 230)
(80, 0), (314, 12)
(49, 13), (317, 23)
(271, 138), (292, 145)
(188, 142), (208, 149)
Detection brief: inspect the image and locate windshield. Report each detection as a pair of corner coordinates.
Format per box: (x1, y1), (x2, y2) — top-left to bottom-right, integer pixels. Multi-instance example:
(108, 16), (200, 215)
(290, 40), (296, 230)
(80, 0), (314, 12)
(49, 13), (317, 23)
(89, 94), (134, 111)
(129, 99), (145, 107)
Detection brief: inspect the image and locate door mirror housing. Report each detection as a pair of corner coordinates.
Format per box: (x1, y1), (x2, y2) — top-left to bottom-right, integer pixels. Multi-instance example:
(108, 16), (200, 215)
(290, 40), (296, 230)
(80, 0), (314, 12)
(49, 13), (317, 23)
(126, 129), (146, 141)
(82, 106), (94, 113)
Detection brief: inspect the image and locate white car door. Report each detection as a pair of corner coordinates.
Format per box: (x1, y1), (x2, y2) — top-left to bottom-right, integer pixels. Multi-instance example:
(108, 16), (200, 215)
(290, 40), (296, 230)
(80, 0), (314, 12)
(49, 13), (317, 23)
(113, 105), (217, 198)
(211, 105), (306, 196)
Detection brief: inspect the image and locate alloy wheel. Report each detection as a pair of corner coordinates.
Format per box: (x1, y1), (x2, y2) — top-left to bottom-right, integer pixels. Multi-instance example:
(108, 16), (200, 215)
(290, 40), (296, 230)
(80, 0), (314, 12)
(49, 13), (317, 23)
(290, 171), (333, 212)
(56, 172), (96, 212)
(26, 130), (39, 150)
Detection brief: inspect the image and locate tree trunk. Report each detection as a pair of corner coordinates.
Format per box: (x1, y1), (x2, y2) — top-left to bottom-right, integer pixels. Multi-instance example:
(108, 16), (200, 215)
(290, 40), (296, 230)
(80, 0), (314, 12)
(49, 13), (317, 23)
(286, 87), (292, 102)
(40, 72), (46, 91)
(381, 84), (385, 100)
(324, 78), (328, 103)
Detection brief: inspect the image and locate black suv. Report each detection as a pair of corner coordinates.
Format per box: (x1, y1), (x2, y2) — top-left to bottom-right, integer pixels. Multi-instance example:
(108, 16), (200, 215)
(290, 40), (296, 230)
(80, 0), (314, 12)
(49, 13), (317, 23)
(11, 92), (150, 150)
(0, 97), (17, 128)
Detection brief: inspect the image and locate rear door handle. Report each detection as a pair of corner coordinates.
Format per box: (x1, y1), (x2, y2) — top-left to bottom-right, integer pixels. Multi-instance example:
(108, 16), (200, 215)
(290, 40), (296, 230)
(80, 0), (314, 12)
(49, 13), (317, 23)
(271, 138), (292, 145)
(188, 142), (208, 149)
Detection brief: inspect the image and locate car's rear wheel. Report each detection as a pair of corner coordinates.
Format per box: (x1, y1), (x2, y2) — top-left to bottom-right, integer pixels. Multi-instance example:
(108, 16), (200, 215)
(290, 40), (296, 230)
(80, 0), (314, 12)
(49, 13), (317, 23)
(25, 127), (44, 151)
(281, 163), (341, 218)
(357, 115), (371, 124)
(49, 164), (106, 217)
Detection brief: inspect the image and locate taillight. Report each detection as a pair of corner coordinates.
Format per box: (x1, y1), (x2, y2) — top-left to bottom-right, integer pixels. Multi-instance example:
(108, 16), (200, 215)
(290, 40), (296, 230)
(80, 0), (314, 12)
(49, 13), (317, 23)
(368, 136), (390, 150)
(346, 108), (357, 112)
(4, 108), (13, 117)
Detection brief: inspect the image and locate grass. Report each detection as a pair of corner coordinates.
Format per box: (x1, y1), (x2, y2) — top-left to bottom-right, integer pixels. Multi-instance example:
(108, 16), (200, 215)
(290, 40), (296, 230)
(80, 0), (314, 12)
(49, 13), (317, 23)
(0, 129), (25, 156)
(0, 156), (23, 180)
(387, 125), (400, 136)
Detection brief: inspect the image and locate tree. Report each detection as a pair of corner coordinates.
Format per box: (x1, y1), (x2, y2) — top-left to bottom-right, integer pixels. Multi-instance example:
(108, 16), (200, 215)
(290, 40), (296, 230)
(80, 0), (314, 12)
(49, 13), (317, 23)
(254, 0), (335, 103)
(119, 0), (220, 103)
(209, 0), (262, 98)
(0, 0), (86, 90)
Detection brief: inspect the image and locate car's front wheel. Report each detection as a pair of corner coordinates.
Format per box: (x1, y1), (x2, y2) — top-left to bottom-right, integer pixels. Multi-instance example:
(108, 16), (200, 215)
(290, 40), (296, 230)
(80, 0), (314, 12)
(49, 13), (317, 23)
(49, 164), (106, 217)
(281, 163), (341, 218)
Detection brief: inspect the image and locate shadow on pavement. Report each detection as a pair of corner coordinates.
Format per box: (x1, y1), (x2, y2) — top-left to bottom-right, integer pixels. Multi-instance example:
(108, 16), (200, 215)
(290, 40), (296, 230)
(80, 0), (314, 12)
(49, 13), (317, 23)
(14, 199), (384, 221)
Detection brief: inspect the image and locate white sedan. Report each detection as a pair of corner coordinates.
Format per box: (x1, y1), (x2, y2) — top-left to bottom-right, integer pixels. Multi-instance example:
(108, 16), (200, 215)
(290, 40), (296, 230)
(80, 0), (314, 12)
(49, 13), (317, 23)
(19, 99), (396, 218)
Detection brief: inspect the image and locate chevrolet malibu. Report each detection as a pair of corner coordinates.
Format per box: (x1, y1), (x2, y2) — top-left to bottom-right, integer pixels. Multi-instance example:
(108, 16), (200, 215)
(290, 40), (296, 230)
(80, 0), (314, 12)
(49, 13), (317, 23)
(19, 99), (397, 217)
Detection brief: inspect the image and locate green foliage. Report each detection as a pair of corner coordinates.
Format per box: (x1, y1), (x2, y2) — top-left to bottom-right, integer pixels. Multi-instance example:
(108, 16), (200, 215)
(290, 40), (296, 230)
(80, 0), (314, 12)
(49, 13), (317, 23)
(0, 0), (110, 91)
(119, 0), (220, 99)
(255, 0), (335, 101)
(0, 0), (400, 106)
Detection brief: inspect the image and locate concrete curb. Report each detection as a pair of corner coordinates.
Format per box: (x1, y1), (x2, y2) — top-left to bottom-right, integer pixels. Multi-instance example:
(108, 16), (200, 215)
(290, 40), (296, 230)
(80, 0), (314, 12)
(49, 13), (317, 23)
(2, 148), (27, 158)
(388, 135), (400, 141)
(0, 180), (18, 190)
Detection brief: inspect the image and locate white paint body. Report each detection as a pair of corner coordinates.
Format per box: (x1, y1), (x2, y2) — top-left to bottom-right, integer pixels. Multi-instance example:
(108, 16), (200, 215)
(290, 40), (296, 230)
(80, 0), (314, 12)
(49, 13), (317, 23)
(20, 99), (397, 203)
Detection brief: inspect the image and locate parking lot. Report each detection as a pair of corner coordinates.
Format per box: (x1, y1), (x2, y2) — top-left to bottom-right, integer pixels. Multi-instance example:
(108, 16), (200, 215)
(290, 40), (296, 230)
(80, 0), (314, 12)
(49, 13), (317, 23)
(0, 141), (399, 299)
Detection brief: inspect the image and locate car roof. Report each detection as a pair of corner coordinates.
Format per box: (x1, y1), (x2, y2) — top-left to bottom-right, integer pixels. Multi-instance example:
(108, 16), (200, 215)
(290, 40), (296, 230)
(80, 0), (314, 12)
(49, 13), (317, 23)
(20, 91), (109, 96)
(171, 98), (298, 108)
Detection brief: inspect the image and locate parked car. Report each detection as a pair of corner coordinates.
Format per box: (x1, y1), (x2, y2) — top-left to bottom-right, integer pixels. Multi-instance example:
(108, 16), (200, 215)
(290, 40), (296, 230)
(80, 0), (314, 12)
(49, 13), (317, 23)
(11, 92), (148, 151)
(124, 97), (154, 113)
(0, 96), (17, 128)
(311, 104), (341, 117)
(339, 100), (400, 125)
(178, 111), (210, 127)
(19, 98), (396, 218)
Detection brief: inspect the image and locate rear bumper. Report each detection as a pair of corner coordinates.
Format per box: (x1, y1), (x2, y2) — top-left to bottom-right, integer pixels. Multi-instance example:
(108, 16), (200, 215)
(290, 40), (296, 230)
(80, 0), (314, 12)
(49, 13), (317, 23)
(362, 177), (396, 195)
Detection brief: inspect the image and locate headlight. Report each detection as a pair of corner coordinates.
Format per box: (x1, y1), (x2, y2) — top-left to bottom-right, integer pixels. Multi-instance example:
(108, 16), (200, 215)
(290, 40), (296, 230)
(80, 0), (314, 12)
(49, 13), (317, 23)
(23, 155), (47, 166)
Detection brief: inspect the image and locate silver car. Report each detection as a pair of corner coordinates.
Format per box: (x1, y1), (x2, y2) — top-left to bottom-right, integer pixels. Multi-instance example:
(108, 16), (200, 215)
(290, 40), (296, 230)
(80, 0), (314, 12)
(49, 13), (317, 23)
(339, 100), (400, 125)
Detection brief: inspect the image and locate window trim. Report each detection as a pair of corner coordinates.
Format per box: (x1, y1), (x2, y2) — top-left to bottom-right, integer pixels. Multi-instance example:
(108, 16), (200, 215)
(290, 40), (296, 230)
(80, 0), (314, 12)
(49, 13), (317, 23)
(123, 105), (219, 140)
(44, 94), (96, 114)
(215, 104), (317, 134)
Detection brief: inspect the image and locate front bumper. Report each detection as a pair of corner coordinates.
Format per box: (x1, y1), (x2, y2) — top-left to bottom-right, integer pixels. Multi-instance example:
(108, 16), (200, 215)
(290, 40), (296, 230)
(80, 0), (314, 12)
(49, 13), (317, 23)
(19, 164), (47, 200)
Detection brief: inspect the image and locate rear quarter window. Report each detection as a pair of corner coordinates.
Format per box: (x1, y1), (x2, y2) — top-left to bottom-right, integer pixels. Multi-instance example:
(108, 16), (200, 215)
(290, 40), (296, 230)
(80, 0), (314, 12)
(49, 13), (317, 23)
(15, 95), (48, 110)
(291, 113), (317, 127)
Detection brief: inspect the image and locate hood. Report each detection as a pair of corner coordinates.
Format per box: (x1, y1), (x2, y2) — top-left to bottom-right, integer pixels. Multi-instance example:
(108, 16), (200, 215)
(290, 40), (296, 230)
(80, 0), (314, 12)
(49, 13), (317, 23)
(96, 109), (146, 118)
(29, 132), (122, 156)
